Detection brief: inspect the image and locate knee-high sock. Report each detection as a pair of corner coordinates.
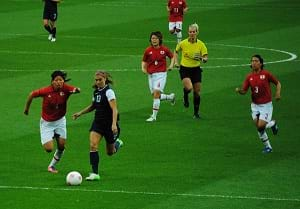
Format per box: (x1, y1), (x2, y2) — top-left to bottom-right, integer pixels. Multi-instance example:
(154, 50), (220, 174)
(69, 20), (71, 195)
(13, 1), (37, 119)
(152, 99), (160, 118)
(51, 27), (56, 38)
(258, 129), (271, 148)
(44, 25), (52, 33)
(49, 148), (64, 167)
(90, 151), (99, 174)
(193, 94), (201, 115)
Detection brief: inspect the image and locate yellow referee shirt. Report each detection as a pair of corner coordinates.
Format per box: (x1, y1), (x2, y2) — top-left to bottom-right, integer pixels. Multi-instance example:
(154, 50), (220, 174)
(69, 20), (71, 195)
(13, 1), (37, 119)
(176, 39), (208, 67)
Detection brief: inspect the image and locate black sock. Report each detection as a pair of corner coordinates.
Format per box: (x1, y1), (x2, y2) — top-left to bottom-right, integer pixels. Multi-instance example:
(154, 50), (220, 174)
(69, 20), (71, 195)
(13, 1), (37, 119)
(90, 151), (99, 174)
(193, 94), (200, 115)
(52, 27), (56, 38)
(183, 88), (190, 102)
(44, 25), (52, 33)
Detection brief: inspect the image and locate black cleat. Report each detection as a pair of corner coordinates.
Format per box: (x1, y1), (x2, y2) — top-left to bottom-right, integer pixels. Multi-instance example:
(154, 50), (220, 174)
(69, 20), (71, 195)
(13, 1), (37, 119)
(193, 113), (201, 119)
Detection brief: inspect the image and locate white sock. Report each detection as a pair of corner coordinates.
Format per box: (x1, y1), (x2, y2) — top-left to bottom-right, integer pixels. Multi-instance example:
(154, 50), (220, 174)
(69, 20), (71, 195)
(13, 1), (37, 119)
(177, 32), (182, 43)
(266, 120), (275, 128)
(49, 149), (64, 167)
(258, 131), (272, 148)
(152, 99), (160, 118)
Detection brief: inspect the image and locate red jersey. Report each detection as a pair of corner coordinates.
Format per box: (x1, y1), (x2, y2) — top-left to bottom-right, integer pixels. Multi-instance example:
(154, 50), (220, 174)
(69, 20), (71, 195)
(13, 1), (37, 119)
(168, 0), (187, 22)
(31, 83), (77, 121)
(142, 45), (173, 74)
(242, 69), (279, 104)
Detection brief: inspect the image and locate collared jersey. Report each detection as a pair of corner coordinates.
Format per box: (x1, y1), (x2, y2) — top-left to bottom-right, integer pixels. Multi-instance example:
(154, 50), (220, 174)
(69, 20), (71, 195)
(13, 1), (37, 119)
(31, 83), (77, 121)
(92, 85), (116, 123)
(176, 38), (208, 68)
(242, 69), (279, 104)
(142, 45), (173, 74)
(168, 0), (187, 22)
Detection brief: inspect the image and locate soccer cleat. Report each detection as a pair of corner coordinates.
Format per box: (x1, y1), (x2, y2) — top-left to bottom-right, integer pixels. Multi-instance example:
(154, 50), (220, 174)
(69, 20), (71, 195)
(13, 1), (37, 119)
(193, 113), (201, 119)
(115, 138), (124, 151)
(48, 166), (58, 173)
(146, 115), (156, 122)
(170, 93), (176, 105)
(271, 123), (279, 135)
(85, 173), (100, 181)
(51, 37), (56, 42)
(262, 146), (273, 154)
(48, 34), (53, 40)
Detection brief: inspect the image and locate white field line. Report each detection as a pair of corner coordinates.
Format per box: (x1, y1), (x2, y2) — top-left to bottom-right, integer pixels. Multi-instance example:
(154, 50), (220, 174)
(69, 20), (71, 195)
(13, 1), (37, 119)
(0, 42), (297, 71)
(0, 185), (299, 202)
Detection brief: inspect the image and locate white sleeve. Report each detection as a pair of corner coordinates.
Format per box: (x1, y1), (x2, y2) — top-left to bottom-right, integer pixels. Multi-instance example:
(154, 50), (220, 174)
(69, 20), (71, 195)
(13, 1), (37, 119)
(106, 89), (116, 101)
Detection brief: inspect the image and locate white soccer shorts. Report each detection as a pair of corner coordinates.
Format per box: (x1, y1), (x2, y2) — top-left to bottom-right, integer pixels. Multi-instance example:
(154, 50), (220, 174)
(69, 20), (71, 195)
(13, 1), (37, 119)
(40, 116), (67, 145)
(251, 102), (273, 123)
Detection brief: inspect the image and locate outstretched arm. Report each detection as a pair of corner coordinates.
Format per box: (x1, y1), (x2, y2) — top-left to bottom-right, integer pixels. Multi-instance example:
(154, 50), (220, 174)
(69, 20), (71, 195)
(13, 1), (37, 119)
(24, 93), (34, 115)
(235, 87), (247, 95)
(72, 104), (94, 120)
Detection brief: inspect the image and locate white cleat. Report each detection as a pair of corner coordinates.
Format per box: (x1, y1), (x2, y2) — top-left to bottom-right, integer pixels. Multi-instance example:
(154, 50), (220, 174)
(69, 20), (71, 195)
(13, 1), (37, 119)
(170, 93), (175, 105)
(51, 37), (56, 42)
(85, 173), (100, 181)
(48, 34), (53, 40)
(146, 116), (156, 122)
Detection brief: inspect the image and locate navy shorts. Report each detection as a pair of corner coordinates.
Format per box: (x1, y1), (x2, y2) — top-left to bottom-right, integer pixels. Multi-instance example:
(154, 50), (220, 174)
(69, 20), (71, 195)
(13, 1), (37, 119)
(43, 2), (58, 21)
(179, 66), (202, 84)
(89, 120), (120, 144)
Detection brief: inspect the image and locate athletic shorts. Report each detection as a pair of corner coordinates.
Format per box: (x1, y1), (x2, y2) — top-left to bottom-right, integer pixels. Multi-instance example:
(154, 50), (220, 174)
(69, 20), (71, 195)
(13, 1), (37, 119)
(90, 120), (120, 144)
(179, 66), (202, 84)
(251, 102), (273, 123)
(169, 22), (183, 31)
(148, 72), (167, 93)
(43, 2), (58, 21)
(40, 116), (66, 145)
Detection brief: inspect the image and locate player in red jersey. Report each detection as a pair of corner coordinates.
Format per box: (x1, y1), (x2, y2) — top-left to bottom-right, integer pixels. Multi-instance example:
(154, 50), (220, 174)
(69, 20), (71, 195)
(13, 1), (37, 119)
(167, 0), (188, 43)
(24, 70), (80, 173)
(142, 31), (175, 122)
(236, 55), (281, 153)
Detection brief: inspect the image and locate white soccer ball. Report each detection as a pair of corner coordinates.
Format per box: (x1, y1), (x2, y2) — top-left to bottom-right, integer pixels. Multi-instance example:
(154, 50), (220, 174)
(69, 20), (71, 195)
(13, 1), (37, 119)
(66, 171), (82, 186)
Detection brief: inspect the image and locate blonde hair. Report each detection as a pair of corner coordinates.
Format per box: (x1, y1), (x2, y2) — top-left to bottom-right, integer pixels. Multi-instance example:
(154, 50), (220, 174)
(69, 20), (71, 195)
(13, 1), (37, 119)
(189, 23), (199, 33)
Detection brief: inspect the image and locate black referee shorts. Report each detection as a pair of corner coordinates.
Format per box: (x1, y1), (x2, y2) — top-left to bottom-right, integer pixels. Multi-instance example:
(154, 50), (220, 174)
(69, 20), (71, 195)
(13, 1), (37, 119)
(179, 66), (203, 84)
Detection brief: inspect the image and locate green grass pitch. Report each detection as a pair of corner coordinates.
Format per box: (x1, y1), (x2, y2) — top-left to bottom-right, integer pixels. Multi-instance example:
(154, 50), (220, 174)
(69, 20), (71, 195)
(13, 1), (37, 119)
(0, 0), (300, 208)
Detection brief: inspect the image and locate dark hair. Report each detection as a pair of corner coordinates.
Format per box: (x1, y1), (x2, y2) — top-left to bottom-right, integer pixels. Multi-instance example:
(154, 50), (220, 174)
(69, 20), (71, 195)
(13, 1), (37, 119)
(51, 70), (70, 82)
(251, 54), (264, 69)
(149, 31), (163, 45)
(93, 70), (113, 89)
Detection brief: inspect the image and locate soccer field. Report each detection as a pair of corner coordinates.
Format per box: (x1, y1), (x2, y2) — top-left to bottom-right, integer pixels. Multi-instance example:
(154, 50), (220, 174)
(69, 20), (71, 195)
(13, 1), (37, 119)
(1, 0), (300, 208)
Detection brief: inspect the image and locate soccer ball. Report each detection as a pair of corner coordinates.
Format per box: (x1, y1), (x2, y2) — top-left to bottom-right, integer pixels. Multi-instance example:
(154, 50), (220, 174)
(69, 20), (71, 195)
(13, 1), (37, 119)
(66, 171), (82, 186)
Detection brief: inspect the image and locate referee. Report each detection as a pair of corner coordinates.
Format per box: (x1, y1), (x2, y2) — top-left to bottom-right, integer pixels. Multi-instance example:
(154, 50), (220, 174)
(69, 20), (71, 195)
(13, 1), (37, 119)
(174, 23), (208, 119)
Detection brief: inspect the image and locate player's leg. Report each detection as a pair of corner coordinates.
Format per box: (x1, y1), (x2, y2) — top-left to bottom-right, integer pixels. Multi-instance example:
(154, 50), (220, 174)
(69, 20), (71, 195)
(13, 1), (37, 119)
(175, 22), (183, 43)
(159, 73), (175, 105)
(47, 117), (67, 173)
(146, 89), (160, 122)
(105, 125), (123, 155)
(179, 67), (193, 108)
(191, 68), (202, 118)
(252, 104), (273, 153)
(169, 22), (177, 35)
(192, 82), (201, 119)
(49, 20), (56, 42)
(86, 131), (101, 181)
